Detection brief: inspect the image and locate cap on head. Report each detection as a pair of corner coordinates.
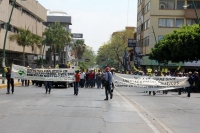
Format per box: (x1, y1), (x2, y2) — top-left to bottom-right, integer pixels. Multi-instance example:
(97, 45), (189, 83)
(106, 67), (110, 71)
(188, 72), (192, 74)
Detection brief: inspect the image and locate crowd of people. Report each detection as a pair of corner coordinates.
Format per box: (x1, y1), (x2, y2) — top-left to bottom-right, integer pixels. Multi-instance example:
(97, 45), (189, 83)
(74, 67), (114, 100)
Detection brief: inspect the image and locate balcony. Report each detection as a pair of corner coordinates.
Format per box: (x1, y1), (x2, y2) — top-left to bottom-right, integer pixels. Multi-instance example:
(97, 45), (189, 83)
(185, 9), (200, 19)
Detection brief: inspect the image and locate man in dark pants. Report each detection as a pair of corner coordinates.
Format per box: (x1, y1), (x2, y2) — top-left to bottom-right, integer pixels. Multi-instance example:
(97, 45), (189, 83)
(25, 66), (30, 87)
(6, 68), (14, 94)
(188, 72), (194, 97)
(45, 66), (52, 94)
(104, 67), (113, 100)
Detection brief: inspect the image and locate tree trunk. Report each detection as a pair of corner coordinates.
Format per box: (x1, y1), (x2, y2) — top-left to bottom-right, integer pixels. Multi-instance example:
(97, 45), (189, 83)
(23, 47), (25, 66)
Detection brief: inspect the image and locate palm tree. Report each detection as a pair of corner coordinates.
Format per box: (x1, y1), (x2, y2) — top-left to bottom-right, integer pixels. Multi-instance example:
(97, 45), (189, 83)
(72, 39), (86, 59)
(43, 22), (71, 67)
(9, 27), (42, 66)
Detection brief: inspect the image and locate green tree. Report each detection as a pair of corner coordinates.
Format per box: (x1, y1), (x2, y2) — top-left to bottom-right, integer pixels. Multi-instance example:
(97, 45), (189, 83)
(9, 27), (42, 66)
(96, 29), (134, 70)
(43, 22), (71, 67)
(149, 24), (200, 63)
(72, 39), (86, 59)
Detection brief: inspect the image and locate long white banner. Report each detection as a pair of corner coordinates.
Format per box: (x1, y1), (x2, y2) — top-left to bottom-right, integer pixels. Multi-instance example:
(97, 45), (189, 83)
(114, 73), (190, 91)
(11, 64), (75, 82)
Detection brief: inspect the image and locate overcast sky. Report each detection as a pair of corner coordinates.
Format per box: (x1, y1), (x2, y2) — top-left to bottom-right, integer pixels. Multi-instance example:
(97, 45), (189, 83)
(38, 0), (137, 52)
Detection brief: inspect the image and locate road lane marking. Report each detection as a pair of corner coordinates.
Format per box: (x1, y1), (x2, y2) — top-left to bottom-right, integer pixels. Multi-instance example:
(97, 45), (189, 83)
(115, 89), (161, 133)
(115, 89), (174, 133)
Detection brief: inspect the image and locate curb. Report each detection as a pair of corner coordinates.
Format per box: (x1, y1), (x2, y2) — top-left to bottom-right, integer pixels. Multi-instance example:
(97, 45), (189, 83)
(0, 82), (22, 89)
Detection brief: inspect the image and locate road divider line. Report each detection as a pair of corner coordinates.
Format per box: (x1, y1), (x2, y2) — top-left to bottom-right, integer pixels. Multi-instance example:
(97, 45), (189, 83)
(115, 89), (161, 133)
(116, 89), (174, 133)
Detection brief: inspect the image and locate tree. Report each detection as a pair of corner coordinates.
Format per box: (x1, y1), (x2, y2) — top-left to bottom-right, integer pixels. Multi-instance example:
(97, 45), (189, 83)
(79, 46), (96, 69)
(149, 24), (200, 63)
(72, 39), (86, 59)
(43, 22), (71, 67)
(96, 29), (135, 70)
(9, 27), (42, 66)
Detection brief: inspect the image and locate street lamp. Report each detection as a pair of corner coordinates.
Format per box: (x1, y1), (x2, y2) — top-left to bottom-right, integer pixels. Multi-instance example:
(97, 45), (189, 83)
(183, 0), (200, 26)
(2, 0), (26, 84)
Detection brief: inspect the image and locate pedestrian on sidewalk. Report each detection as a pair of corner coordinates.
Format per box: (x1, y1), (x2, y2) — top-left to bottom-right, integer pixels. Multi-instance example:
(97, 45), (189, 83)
(6, 68), (14, 94)
(104, 67), (113, 100)
(74, 70), (81, 95)
(45, 66), (52, 94)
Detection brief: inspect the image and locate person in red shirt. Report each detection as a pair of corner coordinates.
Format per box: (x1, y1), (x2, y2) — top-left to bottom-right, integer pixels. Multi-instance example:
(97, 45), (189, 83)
(74, 70), (81, 95)
(88, 70), (95, 88)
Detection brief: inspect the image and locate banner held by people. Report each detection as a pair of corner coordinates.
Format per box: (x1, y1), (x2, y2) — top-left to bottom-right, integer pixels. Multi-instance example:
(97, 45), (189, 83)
(114, 73), (190, 91)
(11, 64), (75, 82)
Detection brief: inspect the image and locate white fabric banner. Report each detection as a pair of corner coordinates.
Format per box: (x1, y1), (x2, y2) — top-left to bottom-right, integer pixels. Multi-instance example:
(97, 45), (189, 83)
(114, 74), (190, 91)
(11, 64), (75, 82)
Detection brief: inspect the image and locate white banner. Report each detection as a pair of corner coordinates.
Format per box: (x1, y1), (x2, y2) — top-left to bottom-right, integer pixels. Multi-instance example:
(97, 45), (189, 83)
(11, 64), (75, 82)
(114, 74), (190, 91)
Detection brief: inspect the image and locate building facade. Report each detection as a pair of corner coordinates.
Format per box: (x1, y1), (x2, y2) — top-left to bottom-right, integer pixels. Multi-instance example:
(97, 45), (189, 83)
(0, 0), (46, 67)
(137, 0), (200, 72)
(43, 15), (72, 66)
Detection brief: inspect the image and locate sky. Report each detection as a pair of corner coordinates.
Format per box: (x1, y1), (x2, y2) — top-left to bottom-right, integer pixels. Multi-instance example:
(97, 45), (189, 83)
(38, 0), (138, 52)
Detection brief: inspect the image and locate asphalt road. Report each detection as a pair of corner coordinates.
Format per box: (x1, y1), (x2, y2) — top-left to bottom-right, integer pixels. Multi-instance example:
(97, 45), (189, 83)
(0, 83), (199, 133)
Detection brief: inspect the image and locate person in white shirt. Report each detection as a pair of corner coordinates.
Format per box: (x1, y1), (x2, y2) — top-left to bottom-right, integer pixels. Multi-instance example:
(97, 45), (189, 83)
(80, 69), (86, 88)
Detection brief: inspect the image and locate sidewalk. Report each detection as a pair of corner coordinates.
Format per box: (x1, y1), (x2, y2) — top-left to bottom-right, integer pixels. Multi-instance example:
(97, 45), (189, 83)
(0, 78), (22, 89)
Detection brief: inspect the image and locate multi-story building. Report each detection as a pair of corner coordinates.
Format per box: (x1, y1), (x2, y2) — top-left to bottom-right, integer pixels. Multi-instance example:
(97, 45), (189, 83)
(0, 0), (46, 67)
(43, 14), (72, 66)
(137, 0), (200, 72)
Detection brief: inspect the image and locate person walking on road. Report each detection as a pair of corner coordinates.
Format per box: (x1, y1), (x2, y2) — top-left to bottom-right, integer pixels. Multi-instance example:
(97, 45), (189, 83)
(188, 72), (194, 97)
(74, 70), (81, 95)
(96, 70), (102, 89)
(6, 68), (14, 94)
(80, 69), (86, 88)
(25, 66), (30, 87)
(104, 67), (113, 100)
(45, 66), (52, 94)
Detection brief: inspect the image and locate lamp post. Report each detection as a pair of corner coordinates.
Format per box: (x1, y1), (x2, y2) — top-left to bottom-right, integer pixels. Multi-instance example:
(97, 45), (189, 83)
(2, 0), (26, 84)
(183, 0), (200, 26)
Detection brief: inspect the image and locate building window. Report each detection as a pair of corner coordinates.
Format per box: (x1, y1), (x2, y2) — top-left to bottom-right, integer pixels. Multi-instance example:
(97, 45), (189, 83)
(176, 18), (184, 27)
(158, 36), (164, 41)
(177, 0), (184, 9)
(144, 2), (150, 14)
(159, 18), (174, 27)
(143, 36), (149, 46)
(138, 0), (143, 6)
(187, 1), (200, 9)
(186, 19), (198, 25)
(159, 0), (175, 9)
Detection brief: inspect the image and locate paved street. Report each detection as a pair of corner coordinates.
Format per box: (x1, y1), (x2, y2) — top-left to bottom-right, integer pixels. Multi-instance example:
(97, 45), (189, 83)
(0, 83), (200, 133)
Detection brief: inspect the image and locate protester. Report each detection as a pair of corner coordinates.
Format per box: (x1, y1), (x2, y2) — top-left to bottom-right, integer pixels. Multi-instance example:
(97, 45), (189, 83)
(111, 69), (115, 93)
(104, 67), (113, 100)
(96, 70), (102, 89)
(45, 66), (52, 94)
(25, 66), (30, 87)
(101, 70), (106, 89)
(74, 70), (81, 95)
(88, 70), (95, 88)
(193, 71), (199, 93)
(80, 69), (86, 88)
(187, 72), (194, 97)
(6, 67), (14, 94)
(85, 69), (89, 88)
